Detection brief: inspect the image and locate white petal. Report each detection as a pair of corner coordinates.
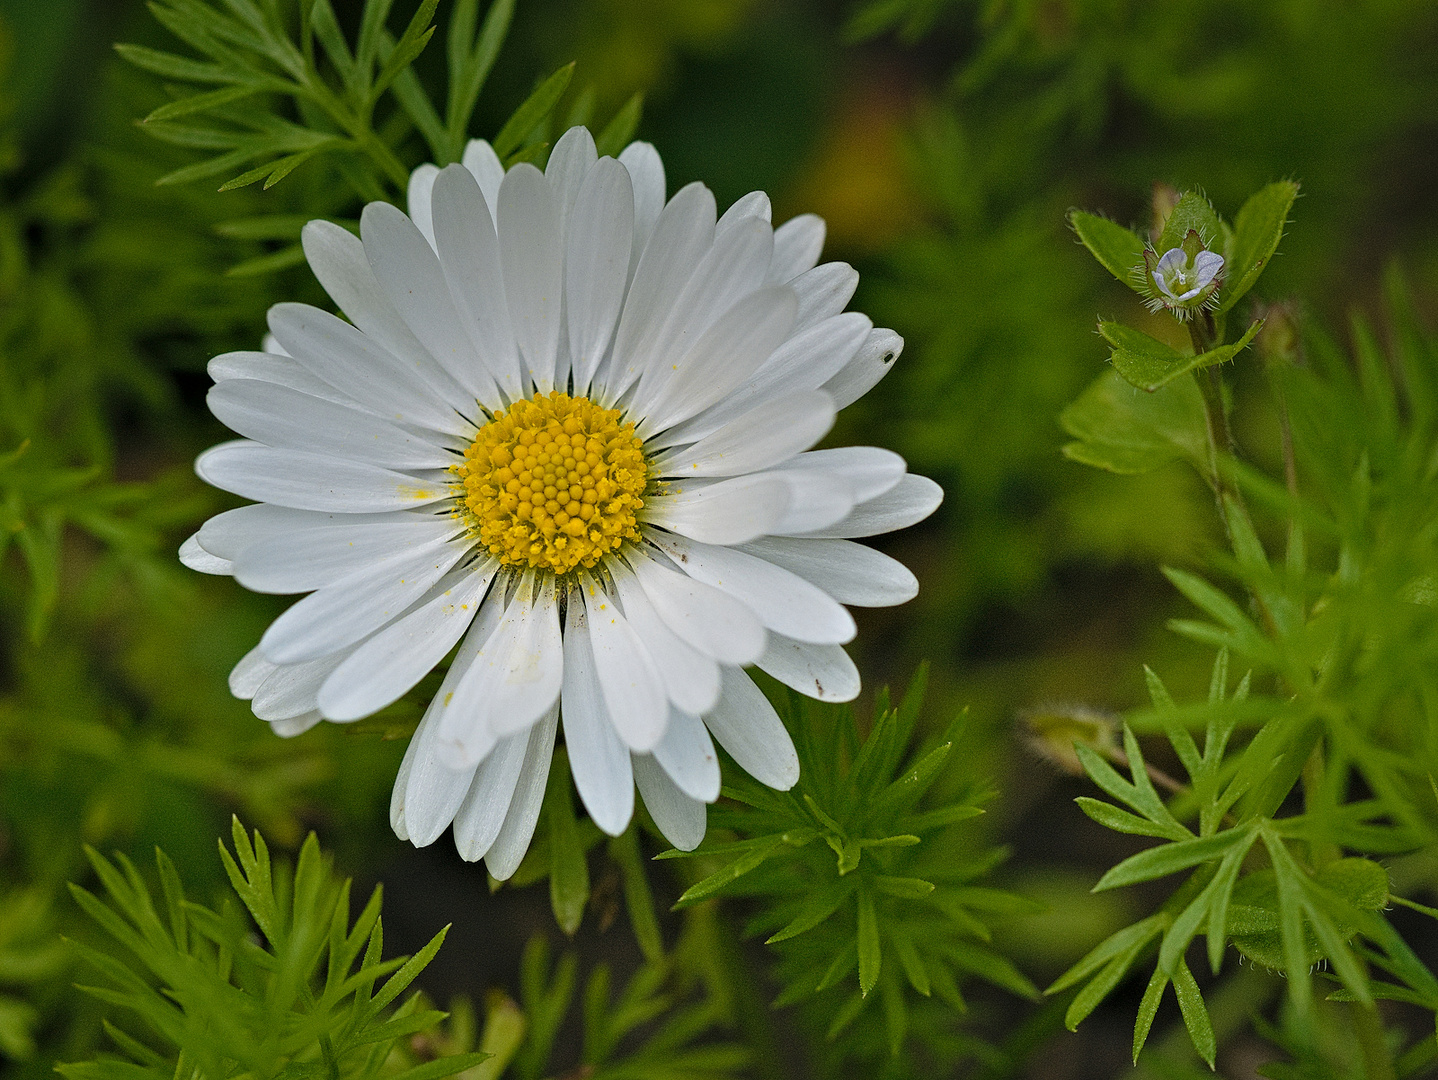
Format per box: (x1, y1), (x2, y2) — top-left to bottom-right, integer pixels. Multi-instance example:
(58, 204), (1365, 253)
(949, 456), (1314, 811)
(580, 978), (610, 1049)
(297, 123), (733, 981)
(648, 532), (855, 645)
(391, 725), (422, 840)
(413, 586), (508, 768)
(566, 158), (634, 394)
(452, 729), (530, 861)
(196, 442), (453, 513)
(637, 285), (798, 435)
(716, 191), (772, 236)
(611, 563), (720, 716)
(234, 516), (460, 594)
(363, 201), (501, 407)
(262, 333), (288, 356)
(782, 446), (905, 502)
(485, 704), (559, 880)
(632, 218), (775, 420)
(179, 533), (231, 575)
(497, 164), (563, 389)
(403, 707), (479, 847)
(582, 584), (668, 752)
(738, 536), (918, 607)
(317, 562), (496, 720)
(229, 644), (274, 699)
(258, 539), (467, 663)
(407, 163), (440, 247)
(655, 390), (834, 478)
(299, 221), (471, 411)
(561, 596), (635, 836)
(628, 546), (765, 665)
(704, 667), (798, 790)
(770, 468), (854, 535)
(791, 261), (859, 333)
(430, 164), (526, 401)
(546, 125), (598, 242)
(821, 327), (903, 411)
(607, 181), (715, 398)
(462, 139), (505, 211)
(651, 706), (720, 802)
(207, 380), (454, 471)
(270, 711), (323, 737)
(633, 753), (706, 851)
(267, 301), (472, 437)
(652, 313), (868, 448)
(618, 141), (666, 281)
(644, 472), (790, 546)
(794, 474), (943, 539)
(437, 571), (563, 749)
(252, 650), (350, 720)
(208, 350), (361, 409)
(755, 633), (860, 701)
(198, 504), (423, 560)
(768, 214), (825, 283)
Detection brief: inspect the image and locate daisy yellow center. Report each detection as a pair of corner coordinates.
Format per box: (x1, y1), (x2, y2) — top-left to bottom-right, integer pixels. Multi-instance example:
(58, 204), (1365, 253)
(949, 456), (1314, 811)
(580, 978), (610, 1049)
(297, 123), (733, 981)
(457, 391), (647, 574)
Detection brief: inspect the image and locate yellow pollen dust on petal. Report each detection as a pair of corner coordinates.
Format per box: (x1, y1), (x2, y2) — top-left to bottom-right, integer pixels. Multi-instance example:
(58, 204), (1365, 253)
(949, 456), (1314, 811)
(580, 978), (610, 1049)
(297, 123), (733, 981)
(456, 390), (647, 574)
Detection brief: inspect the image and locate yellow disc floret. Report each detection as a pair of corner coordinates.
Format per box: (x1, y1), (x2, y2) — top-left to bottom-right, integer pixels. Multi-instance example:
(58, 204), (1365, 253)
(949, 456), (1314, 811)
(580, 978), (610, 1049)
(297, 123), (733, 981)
(456, 391), (647, 574)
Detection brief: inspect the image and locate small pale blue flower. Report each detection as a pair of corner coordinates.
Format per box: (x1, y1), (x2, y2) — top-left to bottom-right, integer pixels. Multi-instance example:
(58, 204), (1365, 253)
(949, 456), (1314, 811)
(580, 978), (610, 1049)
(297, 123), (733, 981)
(1152, 247), (1224, 303)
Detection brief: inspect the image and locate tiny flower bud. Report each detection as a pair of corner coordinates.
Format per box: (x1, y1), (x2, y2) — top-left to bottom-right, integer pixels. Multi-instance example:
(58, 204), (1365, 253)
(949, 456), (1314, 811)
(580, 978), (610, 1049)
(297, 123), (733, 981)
(1151, 182), (1181, 238)
(1019, 704), (1122, 776)
(1253, 300), (1301, 367)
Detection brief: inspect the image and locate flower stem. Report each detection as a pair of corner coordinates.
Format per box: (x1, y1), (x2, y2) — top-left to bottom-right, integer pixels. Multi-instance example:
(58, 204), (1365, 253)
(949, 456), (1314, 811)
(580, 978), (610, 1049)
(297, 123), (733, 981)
(1188, 313), (1256, 547)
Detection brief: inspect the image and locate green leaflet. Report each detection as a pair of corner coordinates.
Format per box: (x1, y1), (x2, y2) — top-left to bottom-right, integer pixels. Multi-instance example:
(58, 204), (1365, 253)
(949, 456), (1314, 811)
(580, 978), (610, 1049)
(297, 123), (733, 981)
(1069, 210), (1146, 288)
(1102, 318), (1263, 392)
(1219, 181), (1300, 313)
(1061, 368), (1208, 475)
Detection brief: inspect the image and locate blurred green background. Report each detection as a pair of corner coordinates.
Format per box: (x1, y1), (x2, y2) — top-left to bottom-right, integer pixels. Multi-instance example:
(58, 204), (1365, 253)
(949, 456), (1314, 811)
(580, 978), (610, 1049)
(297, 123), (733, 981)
(2, 0), (1438, 1075)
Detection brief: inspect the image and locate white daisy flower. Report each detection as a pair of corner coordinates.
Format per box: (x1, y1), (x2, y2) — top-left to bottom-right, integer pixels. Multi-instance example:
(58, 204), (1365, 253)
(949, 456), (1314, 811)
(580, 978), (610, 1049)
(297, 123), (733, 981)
(181, 126), (942, 875)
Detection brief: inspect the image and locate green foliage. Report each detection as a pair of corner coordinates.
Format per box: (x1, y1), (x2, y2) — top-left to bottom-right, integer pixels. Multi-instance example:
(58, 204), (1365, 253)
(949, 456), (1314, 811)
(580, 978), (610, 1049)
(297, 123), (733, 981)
(1058, 173), (1438, 1072)
(60, 818), (489, 1078)
(0, 890), (69, 1058)
(500, 927), (748, 1080)
(662, 670), (1038, 1066)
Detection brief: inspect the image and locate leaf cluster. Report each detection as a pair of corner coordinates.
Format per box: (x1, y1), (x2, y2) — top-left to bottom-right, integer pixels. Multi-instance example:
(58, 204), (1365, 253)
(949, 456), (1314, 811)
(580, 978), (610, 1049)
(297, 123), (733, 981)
(1058, 178), (1438, 1071)
(662, 669), (1037, 1063)
(60, 818), (490, 1079)
(497, 927), (748, 1080)
(118, 0), (643, 276)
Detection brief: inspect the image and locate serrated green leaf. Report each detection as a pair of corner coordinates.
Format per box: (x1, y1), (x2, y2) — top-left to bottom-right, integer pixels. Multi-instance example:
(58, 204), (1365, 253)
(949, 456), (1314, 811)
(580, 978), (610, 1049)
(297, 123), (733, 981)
(372, 0), (439, 99)
(1218, 181), (1299, 313)
(444, 0), (515, 161)
(766, 879), (855, 944)
(1171, 958), (1216, 1067)
(856, 884), (881, 997)
(493, 62), (575, 159)
(1076, 797), (1189, 840)
(673, 835), (785, 907)
(1070, 211), (1146, 288)
(114, 43), (240, 83)
(1132, 968), (1167, 1063)
(595, 92), (643, 158)
(308, 0), (357, 92)
(608, 829), (662, 962)
(386, 1052), (494, 1080)
(872, 875), (935, 899)
(1094, 830), (1248, 892)
(1103, 318), (1262, 392)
